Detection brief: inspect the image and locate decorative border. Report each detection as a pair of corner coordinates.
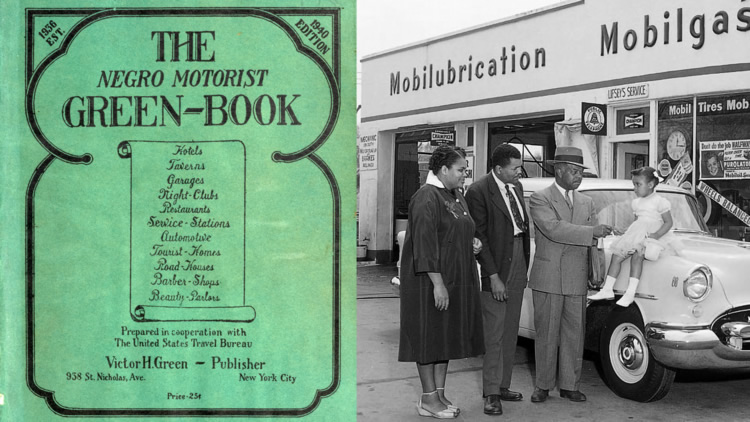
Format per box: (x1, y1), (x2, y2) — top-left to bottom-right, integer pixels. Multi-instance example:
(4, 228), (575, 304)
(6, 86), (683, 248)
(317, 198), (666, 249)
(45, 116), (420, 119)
(25, 7), (342, 417)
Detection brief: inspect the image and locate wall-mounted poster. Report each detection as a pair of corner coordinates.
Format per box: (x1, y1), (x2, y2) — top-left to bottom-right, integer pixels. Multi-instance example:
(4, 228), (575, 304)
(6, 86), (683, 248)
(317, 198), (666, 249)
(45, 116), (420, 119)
(0, 1), (356, 420)
(359, 134), (378, 171)
(700, 140), (750, 180)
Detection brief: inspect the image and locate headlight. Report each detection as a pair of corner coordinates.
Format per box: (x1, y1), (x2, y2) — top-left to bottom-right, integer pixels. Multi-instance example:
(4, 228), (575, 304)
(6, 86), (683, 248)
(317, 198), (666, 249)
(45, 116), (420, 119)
(683, 266), (712, 302)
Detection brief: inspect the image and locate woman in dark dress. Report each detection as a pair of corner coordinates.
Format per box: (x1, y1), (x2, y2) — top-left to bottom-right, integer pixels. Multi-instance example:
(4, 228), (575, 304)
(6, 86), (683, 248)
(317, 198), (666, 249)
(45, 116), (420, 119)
(398, 146), (485, 418)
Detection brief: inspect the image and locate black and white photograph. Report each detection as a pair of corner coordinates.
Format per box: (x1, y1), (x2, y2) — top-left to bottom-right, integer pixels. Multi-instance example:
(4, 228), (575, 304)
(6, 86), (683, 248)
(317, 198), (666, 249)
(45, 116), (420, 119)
(357, 0), (750, 420)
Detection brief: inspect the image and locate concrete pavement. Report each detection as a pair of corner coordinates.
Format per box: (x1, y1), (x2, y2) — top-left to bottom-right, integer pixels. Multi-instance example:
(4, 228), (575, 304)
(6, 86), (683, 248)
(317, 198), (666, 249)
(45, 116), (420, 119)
(356, 263), (750, 421)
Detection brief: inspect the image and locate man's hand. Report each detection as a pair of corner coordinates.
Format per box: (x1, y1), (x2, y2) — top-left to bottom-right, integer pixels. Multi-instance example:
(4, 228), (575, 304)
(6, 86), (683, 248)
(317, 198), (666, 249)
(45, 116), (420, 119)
(489, 274), (507, 302)
(473, 237), (483, 255)
(593, 224), (613, 238)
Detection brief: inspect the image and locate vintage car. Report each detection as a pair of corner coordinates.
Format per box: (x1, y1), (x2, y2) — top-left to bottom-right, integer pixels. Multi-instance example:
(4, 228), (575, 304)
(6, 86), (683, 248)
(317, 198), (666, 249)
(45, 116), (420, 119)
(518, 177), (750, 402)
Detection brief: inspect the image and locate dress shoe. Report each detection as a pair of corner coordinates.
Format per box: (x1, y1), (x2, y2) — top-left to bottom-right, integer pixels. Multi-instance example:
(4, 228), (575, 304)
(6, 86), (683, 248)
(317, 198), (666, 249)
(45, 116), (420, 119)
(560, 389), (587, 402)
(498, 388), (523, 401)
(530, 388), (548, 403)
(483, 394), (503, 415)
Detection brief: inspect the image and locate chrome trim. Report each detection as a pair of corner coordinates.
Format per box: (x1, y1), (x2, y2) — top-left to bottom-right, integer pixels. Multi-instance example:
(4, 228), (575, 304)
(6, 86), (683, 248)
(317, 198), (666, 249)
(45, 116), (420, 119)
(672, 228), (709, 234)
(586, 291), (658, 305)
(611, 290), (657, 300)
(647, 322), (710, 331)
(644, 323), (750, 369)
(722, 322), (750, 339)
(645, 325), (717, 346)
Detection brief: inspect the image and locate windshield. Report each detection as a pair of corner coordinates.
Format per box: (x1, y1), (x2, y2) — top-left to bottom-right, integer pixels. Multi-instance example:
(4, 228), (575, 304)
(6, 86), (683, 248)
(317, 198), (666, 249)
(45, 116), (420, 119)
(585, 189), (709, 234)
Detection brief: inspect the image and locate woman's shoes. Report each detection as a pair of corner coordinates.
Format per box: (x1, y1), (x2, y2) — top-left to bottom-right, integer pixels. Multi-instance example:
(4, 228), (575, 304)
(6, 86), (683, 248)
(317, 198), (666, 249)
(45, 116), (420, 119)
(435, 387), (460, 413)
(416, 391), (458, 419)
(416, 402), (458, 419)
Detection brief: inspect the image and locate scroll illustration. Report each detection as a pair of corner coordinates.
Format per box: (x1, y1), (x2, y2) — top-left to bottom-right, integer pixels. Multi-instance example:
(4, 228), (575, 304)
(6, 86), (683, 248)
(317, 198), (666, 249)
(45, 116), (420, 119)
(119, 140), (255, 322)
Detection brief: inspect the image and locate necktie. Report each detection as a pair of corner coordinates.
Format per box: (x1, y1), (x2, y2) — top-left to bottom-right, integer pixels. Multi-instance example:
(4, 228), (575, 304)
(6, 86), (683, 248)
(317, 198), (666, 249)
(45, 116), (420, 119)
(565, 190), (573, 209)
(505, 185), (527, 233)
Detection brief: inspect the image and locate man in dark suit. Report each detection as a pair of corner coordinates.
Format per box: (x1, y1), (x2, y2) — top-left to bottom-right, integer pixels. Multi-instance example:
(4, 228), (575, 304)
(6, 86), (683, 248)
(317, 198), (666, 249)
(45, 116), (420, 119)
(465, 144), (530, 416)
(527, 146), (612, 403)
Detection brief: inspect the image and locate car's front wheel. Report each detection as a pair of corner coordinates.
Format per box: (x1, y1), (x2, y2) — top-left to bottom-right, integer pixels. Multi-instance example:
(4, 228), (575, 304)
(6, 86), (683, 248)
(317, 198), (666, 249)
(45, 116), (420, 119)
(599, 305), (675, 402)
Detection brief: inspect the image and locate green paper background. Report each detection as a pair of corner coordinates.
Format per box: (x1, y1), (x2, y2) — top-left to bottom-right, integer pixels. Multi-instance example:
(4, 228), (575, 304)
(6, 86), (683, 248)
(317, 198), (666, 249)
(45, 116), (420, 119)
(0, 0), (356, 420)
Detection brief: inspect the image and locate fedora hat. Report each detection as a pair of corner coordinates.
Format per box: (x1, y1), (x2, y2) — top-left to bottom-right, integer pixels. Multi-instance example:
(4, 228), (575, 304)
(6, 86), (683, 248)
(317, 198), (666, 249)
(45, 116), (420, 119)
(548, 146), (588, 168)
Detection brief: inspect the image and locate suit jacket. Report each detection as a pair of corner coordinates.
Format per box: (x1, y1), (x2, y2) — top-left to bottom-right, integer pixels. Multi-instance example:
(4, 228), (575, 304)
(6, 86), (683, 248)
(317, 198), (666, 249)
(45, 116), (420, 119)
(528, 183), (597, 296)
(465, 173), (530, 285)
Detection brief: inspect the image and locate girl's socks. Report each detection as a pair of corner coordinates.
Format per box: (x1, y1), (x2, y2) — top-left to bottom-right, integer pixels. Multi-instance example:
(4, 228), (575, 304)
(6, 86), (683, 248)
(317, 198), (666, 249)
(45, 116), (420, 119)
(616, 277), (640, 307)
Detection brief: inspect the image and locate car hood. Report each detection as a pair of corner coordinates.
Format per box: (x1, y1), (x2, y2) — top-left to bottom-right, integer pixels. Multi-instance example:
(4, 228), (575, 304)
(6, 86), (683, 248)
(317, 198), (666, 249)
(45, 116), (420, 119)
(677, 233), (750, 306)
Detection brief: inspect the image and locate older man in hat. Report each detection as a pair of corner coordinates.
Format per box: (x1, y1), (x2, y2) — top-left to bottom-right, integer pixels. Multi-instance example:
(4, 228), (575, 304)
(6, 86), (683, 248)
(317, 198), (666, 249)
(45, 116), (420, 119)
(528, 146), (612, 404)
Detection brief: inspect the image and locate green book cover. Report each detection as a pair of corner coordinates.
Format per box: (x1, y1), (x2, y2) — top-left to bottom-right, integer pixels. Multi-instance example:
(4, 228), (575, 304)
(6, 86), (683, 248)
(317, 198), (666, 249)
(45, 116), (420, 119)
(0, 0), (356, 419)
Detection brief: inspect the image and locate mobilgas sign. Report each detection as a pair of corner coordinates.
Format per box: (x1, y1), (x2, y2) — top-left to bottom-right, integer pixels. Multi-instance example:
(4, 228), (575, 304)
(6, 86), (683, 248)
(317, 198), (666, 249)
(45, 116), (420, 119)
(601, 5), (750, 56)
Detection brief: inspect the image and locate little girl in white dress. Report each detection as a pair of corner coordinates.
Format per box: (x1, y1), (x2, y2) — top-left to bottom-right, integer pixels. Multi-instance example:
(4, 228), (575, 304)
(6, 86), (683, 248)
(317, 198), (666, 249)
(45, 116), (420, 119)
(589, 166), (678, 307)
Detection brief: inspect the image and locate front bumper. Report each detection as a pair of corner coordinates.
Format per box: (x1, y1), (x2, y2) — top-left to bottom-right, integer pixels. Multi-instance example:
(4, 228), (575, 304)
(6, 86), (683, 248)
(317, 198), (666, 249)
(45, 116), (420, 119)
(645, 322), (750, 370)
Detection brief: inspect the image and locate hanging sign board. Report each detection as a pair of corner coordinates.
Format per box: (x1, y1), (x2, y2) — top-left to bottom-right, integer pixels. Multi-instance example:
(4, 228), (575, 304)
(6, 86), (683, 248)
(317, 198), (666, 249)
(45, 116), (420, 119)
(581, 102), (607, 135)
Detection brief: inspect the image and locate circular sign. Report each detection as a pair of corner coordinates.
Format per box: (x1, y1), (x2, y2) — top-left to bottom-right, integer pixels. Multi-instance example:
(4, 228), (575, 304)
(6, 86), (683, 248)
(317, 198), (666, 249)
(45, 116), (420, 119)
(658, 159), (672, 176)
(666, 129), (688, 160)
(584, 106), (605, 133)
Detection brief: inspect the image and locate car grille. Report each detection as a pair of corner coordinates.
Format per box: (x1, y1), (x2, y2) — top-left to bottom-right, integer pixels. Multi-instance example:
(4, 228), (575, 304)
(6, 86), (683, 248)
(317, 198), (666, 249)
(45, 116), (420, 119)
(712, 305), (750, 351)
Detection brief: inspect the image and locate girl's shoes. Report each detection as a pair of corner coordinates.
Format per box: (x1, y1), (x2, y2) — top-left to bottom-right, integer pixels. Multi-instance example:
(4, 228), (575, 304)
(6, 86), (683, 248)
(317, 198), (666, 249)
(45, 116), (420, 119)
(589, 275), (617, 301)
(616, 291), (636, 307)
(588, 289), (614, 301)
